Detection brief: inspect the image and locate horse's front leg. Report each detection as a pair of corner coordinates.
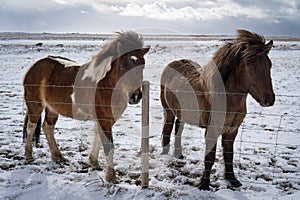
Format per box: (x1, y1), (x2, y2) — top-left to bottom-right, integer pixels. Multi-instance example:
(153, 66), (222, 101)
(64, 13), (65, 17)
(98, 122), (117, 183)
(89, 126), (102, 170)
(222, 130), (242, 188)
(200, 143), (217, 190)
(199, 130), (218, 190)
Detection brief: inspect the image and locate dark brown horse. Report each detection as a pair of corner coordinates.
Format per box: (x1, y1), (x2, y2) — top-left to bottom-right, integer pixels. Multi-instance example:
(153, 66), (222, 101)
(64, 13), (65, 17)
(23, 31), (150, 183)
(160, 30), (275, 190)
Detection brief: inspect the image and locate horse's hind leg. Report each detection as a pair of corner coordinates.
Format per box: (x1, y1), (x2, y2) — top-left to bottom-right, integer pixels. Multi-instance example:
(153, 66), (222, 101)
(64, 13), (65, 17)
(43, 108), (66, 163)
(25, 103), (43, 162)
(174, 119), (184, 159)
(161, 109), (175, 155)
(23, 114), (42, 146)
(222, 130), (242, 187)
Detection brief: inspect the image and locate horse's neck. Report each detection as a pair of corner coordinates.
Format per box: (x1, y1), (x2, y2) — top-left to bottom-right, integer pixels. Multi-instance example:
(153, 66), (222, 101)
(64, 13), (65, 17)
(97, 62), (119, 89)
(224, 65), (248, 110)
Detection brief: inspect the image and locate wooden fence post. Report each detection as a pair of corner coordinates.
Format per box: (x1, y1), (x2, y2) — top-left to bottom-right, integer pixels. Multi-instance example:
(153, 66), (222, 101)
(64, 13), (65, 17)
(141, 80), (149, 188)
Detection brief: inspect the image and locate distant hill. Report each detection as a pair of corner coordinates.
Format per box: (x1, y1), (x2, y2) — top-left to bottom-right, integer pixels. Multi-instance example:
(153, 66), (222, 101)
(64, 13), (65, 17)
(0, 32), (299, 41)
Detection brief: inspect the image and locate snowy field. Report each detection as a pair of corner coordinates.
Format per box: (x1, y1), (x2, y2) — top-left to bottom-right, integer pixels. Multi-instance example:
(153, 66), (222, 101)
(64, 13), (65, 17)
(0, 33), (299, 199)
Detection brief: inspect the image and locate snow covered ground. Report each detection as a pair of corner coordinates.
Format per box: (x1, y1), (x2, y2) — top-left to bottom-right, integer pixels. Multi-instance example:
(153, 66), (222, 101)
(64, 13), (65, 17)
(0, 33), (299, 199)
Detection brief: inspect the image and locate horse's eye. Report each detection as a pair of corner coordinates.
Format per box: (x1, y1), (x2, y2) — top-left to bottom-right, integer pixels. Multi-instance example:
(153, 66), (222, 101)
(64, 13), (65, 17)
(248, 64), (256, 71)
(130, 56), (138, 62)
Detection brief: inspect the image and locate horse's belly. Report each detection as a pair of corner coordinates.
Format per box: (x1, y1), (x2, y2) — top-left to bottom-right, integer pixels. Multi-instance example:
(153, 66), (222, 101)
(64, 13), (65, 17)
(165, 86), (209, 127)
(44, 101), (73, 118)
(179, 110), (209, 127)
(72, 106), (96, 120)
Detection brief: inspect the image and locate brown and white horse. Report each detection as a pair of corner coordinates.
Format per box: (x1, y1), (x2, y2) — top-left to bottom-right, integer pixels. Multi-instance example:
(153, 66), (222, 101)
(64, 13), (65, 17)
(160, 30), (275, 190)
(23, 31), (150, 183)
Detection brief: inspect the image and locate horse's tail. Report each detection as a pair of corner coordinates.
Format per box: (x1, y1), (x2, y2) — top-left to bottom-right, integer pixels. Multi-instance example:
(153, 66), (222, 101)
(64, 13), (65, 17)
(23, 57), (46, 145)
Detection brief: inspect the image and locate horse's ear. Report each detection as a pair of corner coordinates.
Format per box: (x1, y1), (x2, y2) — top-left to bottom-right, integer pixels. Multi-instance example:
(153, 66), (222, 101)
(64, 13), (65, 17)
(141, 45), (151, 56)
(266, 40), (273, 53)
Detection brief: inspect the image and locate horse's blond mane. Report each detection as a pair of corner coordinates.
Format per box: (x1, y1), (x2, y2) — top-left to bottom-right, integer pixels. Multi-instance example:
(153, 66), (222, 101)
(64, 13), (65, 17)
(84, 31), (144, 83)
(94, 31), (144, 62)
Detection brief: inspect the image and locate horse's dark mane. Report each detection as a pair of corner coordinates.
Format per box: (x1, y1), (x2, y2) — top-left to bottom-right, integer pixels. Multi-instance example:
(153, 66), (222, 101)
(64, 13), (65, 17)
(212, 30), (267, 82)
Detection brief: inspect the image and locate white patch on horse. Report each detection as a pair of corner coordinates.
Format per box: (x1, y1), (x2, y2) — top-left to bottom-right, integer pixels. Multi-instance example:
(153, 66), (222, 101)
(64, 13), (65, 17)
(50, 57), (78, 67)
(76, 108), (95, 120)
(42, 100), (59, 115)
(71, 90), (95, 120)
(130, 55), (138, 62)
(82, 56), (113, 83)
(70, 92), (75, 104)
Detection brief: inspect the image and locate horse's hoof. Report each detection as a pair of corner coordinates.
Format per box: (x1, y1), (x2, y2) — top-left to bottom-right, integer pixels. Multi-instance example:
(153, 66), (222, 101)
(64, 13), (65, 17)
(52, 156), (68, 164)
(199, 178), (210, 190)
(176, 155), (185, 159)
(25, 157), (34, 163)
(106, 176), (118, 184)
(90, 164), (103, 171)
(89, 157), (103, 171)
(105, 167), (117, 184)
(161, 146), (170, 155)
(34, 143), (43, 148)
(199, 184), (210, 190)
(229, 179), (242, 188)
(161, 149), (169, 155)
(225, 174), (242, 188)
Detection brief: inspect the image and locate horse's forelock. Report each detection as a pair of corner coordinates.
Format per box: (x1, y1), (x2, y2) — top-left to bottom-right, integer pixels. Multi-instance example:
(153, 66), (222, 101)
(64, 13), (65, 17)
(235, 30), (269, 60)
(236, 30), (265, 46)
(211, 30), (270, 82)
(93, 31), (144, 64)
(115, 31), (144, 55)
(85, 31), (144, 83)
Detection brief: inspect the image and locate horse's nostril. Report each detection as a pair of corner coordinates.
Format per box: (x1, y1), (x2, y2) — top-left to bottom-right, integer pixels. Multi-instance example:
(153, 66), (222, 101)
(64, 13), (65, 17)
(134, 95), (138, 101)
(264, 93), (275, 106)
(138, 92), (142, 99)
(129, 92), (142, 104)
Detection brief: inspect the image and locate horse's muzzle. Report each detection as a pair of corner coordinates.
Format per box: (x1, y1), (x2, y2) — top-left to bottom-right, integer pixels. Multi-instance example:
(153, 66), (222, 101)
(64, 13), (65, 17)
(129, 91), (142, 104)
(260, 92), (275, 107)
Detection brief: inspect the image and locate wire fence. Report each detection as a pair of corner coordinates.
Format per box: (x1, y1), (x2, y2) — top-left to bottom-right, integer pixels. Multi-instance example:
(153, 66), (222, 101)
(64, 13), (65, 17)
(0, 82), (299, 190)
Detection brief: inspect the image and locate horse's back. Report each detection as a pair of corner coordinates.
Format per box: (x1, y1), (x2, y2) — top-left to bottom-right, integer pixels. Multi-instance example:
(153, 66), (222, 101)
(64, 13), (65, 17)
(161, 59), (202, 86)
(23, 56), (79, 85)
(24, 57), (52, 86)
(161, 59), (209, 125)
(23, 56), (81, 117)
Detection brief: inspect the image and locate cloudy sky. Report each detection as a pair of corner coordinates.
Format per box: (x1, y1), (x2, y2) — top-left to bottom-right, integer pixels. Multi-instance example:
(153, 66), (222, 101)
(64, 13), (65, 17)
(0, 0), (299, 36)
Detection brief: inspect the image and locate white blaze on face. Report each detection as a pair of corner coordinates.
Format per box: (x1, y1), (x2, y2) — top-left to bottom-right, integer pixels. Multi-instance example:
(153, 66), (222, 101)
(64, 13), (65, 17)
(130, 55), (138, 62)
(82, 56), (113, 83)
